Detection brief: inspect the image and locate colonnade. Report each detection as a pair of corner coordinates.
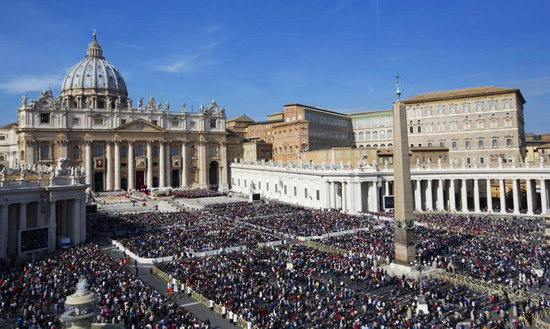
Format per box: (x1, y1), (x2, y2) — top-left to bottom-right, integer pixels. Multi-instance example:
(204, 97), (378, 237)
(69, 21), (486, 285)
(0, 188), (86, 260)
(84, 139), (228, 192)
(410, 177), (548, 215)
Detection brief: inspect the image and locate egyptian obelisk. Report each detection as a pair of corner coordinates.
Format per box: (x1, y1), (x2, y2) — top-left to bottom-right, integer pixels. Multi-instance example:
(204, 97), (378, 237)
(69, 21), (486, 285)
(392, 75), (416, 266)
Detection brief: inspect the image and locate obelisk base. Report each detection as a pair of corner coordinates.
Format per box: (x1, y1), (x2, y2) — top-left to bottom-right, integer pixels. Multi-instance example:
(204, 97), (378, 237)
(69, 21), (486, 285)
(393, 227), (416, 265)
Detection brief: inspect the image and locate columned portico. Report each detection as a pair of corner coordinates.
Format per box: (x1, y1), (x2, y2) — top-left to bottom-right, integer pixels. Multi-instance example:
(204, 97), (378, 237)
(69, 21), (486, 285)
(449, 179), (456, 211)
(105, 142), (113, 191)
(414, 180), (422, 211)
(486, 179), (493, 212)
(127, 142), (135, 191)
(512, 179), (520, 215)
(541, 179), (549, 214)
(199, 140), (208, 188)
(114, 141), (121, 190)
(461, 179), (468, 212)
(146, 141), (153, 188)
(436, 179), (444, 211)
(473, 179), (480, 213)
(85, 141), (93, 188)
(181, 141), (189, 188)
(499, 179), (506, 213)
(159, 141), (166, 188)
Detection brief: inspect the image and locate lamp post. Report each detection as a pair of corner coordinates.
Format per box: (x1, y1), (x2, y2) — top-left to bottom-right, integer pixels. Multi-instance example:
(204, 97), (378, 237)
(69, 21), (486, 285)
(415, 254), (429, 315)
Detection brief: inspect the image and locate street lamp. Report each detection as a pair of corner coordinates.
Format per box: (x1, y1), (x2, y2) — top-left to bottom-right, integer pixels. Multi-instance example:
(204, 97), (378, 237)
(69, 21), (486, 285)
(415, 254), (429, 315)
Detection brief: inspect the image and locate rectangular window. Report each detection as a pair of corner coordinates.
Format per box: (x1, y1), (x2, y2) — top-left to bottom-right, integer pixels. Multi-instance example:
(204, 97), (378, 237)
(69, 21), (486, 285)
(452, 141), (457, 149)
(171, 119), (179, 127)
(93, 117), (103, 125)
(40, 113), (50, 124)
(120, 119), (127, 125)
(73, 117), (80, 125)
(316, 190), (320, 200)
(266, 183), (269, 191)
(492, 139), (498, 148)
(294, 186), (297, 196)
(478, 140), (484, 148)
(210, 119), (217, 128)
(506, 138), (513, 147)
(304, 188), (308, 198)
(465, 141), (471, 149)
(152, 120), (158, 126)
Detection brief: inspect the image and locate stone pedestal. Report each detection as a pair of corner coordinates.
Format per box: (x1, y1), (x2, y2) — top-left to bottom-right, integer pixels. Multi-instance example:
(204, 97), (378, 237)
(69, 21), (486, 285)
(394, 227), (416, 266)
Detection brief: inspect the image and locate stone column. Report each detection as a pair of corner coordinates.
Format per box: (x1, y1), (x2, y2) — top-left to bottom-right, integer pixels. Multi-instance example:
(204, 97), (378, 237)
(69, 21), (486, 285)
(146, 141), (153, 188)
(85, 141), (93, 189)
(369, 182), (380, 212)
(58, 140), (68, 159)
(341, 182), (348, 212)
(165, 142), (172, 188)
(461, 179), (468, 212)
(48, 201), (56, 251)
(159, 141), (166, 188)
(105, 142), (113, 191)
(473, 179), (481, 213)
(499, 179), (506, 213)
(19, 202), (27, 231)
(114, 141), (121, 190)
(79, 197), (86, 243)
(425, 180), (433, 211)
(199, 140), (208, 189)
(127, 142), (135, 191)
(437, 179), (444, 211)
(348, 182), (356, 214)
(0, 205), (8, 260)
(181, 141), (189, 188)
(449, 179), (456, 211)
(71, 199), (81, 245)
(384, 180), (390, 196)
(486, 179), (493, 212)
(355, 181), (363, 213)
(541, 179), (548, 214)
(220, 142), (229, 191)
(329, 182), (335, 209)
(414, 180), (422, 211)
(512, 179), (520, 215)
(526, 179), (534, 215)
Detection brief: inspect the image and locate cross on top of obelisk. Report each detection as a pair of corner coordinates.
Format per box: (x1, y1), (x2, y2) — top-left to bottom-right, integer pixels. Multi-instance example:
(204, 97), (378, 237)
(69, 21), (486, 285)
(395, 74), (401, 101)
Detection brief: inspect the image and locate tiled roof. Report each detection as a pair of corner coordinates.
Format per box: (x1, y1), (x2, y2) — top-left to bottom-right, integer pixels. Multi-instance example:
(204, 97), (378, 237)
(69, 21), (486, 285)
(403, 86), (524, 104)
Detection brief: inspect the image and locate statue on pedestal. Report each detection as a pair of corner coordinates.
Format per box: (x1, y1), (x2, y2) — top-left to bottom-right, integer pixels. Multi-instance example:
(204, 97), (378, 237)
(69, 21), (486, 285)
(137, 97), (143, 109)
(165, 102), (170, 111)
(21, 95), (28, 107)
(181, 103), (186, 112)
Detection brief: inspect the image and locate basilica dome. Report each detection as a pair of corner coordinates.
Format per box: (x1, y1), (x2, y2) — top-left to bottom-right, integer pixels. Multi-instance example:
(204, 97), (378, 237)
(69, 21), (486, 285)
(61, 33), (127, 98)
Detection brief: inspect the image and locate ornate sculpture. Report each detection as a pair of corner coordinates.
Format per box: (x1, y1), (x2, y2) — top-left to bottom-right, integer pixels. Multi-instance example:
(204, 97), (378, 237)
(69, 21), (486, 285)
(0, 167), (7, 181)
(21, 95), (28, 107)
(85, 97), (93, 108)
(115, 97), (121, 110)
(181, 103), (186, 112)
(137, 97), (143, 109)
(127, 98), (133, 109)
(199, 104), (206, 113)
(165, 102), (170, 111)
(209, 99), (218, 109)
(146, 96), (155, 110)
(20, 167), (26, 180)
(156, 102), (162, 111)
(106, 97), (112, 110)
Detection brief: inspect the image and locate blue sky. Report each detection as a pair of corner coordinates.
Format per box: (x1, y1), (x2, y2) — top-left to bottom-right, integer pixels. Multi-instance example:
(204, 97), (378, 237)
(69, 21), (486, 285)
(0, 0), (549, 132)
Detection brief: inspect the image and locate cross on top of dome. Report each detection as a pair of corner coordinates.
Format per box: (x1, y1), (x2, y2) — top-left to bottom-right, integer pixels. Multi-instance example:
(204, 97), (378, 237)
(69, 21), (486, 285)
(87, 30), (104, 59)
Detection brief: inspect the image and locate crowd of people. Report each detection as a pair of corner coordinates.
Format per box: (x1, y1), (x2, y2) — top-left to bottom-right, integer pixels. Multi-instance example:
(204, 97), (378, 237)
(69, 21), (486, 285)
(158, 244), (548, 328)
(88, 211), (211, 233)
(416, 214), (546, 238)
(205, 202), (301, 219)
(172, 189), (225, 198)
(116, 223), (279, 258)
(0, 244), (209, 328)
(243, 209), (380, 236)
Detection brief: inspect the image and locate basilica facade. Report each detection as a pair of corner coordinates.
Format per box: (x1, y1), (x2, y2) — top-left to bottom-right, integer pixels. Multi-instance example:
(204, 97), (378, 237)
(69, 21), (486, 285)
(16, 33), (228, 192)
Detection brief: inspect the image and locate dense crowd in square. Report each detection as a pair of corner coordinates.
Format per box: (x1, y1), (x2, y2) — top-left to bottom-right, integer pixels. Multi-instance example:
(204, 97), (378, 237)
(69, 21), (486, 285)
(116, 223), (279, 258)
(0, 244), (209, 329)
(87, 211), (210, 233)
(158, 244), (548, 328)
(172, 189), (225, 198)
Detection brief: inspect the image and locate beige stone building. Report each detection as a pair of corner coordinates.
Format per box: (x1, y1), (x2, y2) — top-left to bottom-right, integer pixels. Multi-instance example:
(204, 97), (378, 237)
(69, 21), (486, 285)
(349, 110), (394, 148)
(403, 86), (526, 166)
(525, 133), (550, 163)
(243, 141), (273, 161)
(13, 33), (229, 192)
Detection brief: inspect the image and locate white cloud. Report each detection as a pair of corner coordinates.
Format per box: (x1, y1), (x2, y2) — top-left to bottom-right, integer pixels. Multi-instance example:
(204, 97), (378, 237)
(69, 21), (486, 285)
(0, 75), (63, 93)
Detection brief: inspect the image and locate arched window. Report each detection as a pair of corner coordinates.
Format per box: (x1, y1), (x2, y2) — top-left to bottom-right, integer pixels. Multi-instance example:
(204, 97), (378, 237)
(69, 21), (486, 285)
(365, 131), (371, 140)
(387, 143), (393, 147)
(380, 130), (385, 138)
(372, 131), (378, 140)
(387, 129), (393, 139)
(373, 144), (378, 148)
(380, 144), (386, 148)
(358, 132), (364, 140)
